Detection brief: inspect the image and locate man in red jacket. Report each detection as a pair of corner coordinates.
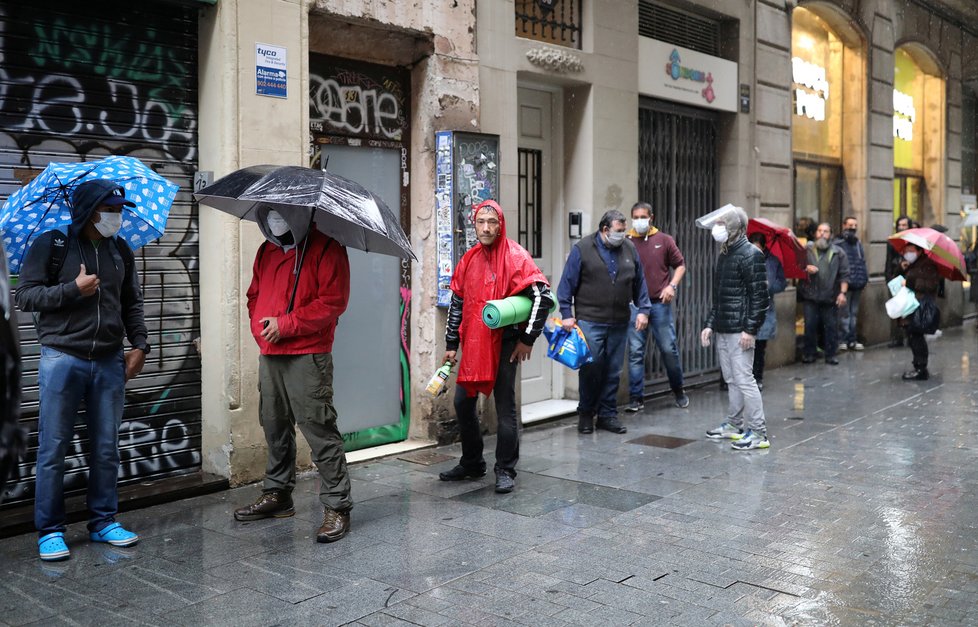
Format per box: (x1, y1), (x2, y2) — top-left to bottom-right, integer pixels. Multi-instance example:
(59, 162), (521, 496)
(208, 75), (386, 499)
(439, 200), (552, 494)
(234, 205), (353, 543)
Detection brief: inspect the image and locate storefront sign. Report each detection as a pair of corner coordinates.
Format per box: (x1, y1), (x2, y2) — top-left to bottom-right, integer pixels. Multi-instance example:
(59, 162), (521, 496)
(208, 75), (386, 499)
(638, 37), (737, 113)
(256, 43), (287, 98)
(893, 89), (916, 141)
(792, 57), (828, 121)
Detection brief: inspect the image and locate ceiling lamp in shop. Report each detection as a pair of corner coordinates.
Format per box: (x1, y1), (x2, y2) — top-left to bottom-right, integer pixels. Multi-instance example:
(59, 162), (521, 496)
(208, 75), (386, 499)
(791, 57), (828, 122)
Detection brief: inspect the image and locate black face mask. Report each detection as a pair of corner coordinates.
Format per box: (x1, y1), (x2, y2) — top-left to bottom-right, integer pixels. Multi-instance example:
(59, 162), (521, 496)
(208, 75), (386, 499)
(844, 229), (857, 243)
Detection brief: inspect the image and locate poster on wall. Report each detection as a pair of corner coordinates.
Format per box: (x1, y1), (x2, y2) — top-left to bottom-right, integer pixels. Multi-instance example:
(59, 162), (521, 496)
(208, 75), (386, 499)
(434, 131), (500, 307)
(256, 43), (287, 98)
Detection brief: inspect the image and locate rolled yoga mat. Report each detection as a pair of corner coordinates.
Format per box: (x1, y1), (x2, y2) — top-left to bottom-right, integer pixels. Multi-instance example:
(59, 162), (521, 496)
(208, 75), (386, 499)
(482, 296), (534, 329)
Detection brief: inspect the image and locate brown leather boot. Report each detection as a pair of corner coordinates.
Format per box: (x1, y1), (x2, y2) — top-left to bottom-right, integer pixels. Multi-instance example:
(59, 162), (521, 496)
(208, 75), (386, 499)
(316, 508), (350, 543)
(233, 491), (295, 521)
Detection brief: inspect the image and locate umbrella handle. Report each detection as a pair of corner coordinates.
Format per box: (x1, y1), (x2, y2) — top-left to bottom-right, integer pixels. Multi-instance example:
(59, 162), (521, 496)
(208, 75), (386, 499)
(285, 212), (316, 314)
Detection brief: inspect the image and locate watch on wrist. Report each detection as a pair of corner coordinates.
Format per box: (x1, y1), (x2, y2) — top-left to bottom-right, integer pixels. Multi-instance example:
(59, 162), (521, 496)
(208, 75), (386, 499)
(669, 283), (678, 290)
(135, 343), (151, 355)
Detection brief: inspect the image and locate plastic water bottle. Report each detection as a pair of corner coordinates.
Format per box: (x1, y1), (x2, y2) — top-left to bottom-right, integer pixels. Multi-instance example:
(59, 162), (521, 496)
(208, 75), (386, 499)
(426, 361), (454, 396)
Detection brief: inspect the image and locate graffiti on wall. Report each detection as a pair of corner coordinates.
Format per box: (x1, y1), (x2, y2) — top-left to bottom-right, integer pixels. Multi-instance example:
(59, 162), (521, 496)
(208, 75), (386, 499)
(0, 2), (202, 504)
(308, 53), (408, 142)
(308, 54), (412, 452)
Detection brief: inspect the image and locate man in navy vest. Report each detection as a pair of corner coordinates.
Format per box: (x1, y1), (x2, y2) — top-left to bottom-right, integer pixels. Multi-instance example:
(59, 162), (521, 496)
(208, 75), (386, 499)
(557, 210), (651, 435)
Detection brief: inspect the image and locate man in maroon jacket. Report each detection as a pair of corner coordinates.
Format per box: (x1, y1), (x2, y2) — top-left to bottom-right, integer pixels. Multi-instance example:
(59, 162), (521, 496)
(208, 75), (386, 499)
(234, 205), (353, 543)
(625, 202), (689, 411)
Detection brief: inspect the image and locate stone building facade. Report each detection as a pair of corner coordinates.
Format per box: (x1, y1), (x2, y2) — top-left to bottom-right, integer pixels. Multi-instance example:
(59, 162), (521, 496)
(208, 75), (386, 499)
(3, 0), (976, 506)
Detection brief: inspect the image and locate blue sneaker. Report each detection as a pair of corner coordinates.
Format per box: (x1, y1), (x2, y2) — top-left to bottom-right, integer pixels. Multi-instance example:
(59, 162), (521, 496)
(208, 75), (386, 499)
(38, 532), (70, 561)
(90, 522), (139, 547)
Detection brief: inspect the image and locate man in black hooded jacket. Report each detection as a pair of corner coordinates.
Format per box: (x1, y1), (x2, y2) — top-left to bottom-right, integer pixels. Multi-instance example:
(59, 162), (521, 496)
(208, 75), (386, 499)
(16, 179), (148, 561)
(699, 205), (771, 450)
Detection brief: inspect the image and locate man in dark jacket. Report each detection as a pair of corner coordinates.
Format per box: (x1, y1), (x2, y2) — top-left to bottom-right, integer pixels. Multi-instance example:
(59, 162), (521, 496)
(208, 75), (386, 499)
(834, 216), (868, 351)
(698, 205), (770, 450)
(234, 205), (353, 543)
(558, 210), (651, 435)
(16, 180), (149, 561)
(799, 222), (850, 365)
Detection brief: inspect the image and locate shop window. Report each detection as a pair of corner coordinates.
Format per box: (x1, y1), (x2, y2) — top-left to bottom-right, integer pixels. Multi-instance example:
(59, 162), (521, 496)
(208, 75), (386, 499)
(515, 0), (582, 49)
(892, 46), (945, 224)
(790, 6), (864, 232)
(795, 162), (842, 232)
(790, 8), (843, 162)
(517, 148), (543, 257)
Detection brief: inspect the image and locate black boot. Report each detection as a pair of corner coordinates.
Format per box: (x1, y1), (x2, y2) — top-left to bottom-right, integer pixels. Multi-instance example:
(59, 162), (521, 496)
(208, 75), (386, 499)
(902, 368), (929, 381)
(578, 412), (594, 434)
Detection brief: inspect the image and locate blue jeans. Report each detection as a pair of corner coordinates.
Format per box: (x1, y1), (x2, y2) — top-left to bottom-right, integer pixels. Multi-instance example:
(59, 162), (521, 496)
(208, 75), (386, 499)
(35, 347), (126, 536)
(576, 320), (628, 418)
(838, 289), (862, 345)
(627, 303), (684, 398)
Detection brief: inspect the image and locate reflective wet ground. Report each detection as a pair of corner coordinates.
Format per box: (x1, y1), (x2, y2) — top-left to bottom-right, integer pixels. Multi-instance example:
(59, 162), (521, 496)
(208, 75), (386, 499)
(2, 325), (977, 626)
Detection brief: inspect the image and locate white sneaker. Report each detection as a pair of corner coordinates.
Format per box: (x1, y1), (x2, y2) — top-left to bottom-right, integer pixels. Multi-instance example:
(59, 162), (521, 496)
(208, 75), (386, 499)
(706, 422), (744, 440)
(852, 342), (864, 351)
(838, 343), (848, 352)
(731, 430), (770, 450)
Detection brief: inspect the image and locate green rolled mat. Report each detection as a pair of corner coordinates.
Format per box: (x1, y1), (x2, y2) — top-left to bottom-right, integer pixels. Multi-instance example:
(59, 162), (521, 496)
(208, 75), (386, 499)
(482, 296), (534, 329)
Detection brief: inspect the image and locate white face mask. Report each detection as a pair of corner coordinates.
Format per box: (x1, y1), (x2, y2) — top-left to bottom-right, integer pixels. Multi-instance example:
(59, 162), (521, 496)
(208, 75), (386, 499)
(94, 211), (122, 238)
(711, 224), (728, 243)
(632, 218), (650, 234)
(903, 251), (918, 264)
(266, 210), (290, 237)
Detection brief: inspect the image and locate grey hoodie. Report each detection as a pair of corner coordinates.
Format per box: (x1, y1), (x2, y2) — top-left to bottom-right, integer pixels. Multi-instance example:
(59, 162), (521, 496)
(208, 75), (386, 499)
(15, 189), (147, 360)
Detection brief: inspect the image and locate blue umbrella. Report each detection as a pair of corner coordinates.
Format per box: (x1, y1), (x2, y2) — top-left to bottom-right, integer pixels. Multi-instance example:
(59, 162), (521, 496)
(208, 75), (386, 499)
(0, 156), (178, 273)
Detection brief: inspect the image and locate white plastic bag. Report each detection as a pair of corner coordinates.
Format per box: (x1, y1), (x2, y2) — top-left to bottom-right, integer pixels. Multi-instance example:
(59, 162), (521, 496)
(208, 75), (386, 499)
(887, 276), (905, 297)
(885, 286), (920, 319)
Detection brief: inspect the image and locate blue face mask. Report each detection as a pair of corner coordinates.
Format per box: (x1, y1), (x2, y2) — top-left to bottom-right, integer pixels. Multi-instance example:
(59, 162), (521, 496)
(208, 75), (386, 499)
(605, 230), (626, 248)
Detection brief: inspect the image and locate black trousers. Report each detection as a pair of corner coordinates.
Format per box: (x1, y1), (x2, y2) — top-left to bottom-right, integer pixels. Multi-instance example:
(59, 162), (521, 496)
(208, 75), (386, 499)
(907, 333), (928, 370)
(453, 337), (520, 477)
(752, 339), (768, 382)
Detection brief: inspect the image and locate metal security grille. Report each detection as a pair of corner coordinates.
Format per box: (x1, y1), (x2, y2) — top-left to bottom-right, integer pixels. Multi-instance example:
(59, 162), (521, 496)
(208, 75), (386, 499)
(638, 1), (720, 56)
(638, 100), (719, 386)
(0, 0), (201, 506)
(517, 148), (543, 258)
(515, 0), (582, 49)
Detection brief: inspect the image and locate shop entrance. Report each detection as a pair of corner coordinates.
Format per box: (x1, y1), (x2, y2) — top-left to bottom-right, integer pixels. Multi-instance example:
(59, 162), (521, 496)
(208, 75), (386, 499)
(794, 162), (843, 231)
(893, 173), (924, 225)
(637, 99), (719, 386)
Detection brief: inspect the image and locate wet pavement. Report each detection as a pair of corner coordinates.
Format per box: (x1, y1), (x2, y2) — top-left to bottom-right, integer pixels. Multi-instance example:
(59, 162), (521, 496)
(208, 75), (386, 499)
(2, 324), (978, 626)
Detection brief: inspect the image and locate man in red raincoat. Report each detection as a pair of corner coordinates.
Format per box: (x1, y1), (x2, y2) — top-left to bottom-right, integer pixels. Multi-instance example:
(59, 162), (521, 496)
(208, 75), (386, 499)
(234, 205), (353, 543)
(439, 200), (553, 494)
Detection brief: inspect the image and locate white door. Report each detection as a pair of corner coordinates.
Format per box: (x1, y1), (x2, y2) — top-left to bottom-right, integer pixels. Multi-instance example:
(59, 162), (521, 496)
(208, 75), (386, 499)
(517, 87), (556, 405)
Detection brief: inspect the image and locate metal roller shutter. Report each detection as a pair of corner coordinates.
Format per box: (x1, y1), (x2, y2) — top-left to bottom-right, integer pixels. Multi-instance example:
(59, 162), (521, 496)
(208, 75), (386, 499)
(0, 0), (201, 506)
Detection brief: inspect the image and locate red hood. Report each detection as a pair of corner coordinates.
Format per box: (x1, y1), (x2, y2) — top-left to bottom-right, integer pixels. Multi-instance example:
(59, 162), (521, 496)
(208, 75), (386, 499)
(451, 199), (548, 396)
